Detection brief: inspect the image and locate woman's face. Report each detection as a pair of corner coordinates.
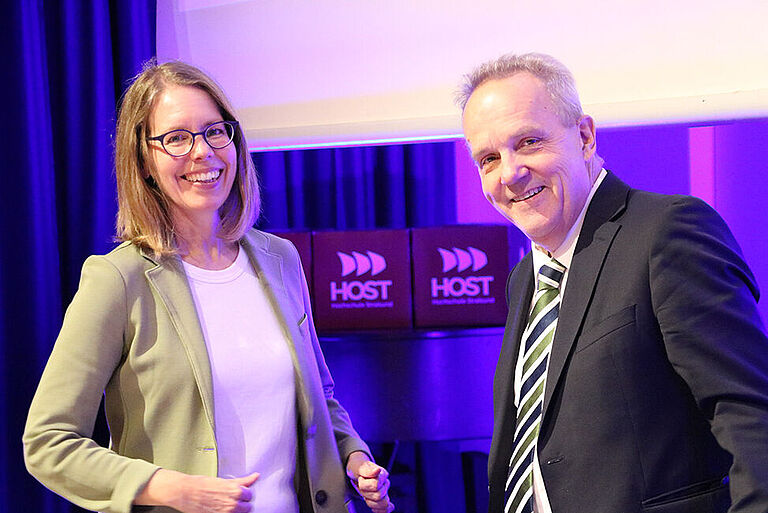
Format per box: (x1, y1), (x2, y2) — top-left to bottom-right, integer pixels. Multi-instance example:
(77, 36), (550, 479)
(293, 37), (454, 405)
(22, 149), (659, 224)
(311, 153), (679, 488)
(147, 85), (237, 228)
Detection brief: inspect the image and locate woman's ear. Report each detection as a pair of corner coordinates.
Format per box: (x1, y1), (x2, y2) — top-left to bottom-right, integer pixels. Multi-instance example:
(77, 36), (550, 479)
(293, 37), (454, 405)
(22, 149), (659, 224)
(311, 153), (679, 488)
(136, 125), (150, 179)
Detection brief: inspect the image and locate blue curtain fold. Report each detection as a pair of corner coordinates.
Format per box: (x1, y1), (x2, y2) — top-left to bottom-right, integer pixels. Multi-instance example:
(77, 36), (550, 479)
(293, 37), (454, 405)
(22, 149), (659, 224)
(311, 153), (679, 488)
(2, 1), (155, 512)
(254, 142), (457, 231)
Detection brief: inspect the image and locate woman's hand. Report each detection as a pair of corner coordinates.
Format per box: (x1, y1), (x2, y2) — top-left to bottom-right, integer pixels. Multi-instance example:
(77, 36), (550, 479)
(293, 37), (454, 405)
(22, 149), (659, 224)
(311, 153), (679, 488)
(136, 468), (259, 513)
(346, 451), (395, 513)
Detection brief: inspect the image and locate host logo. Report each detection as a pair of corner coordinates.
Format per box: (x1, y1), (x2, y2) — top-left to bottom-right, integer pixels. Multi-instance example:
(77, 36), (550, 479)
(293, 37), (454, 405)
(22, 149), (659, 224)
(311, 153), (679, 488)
(437, 247), (487, 272)
(336, 250), (386, 277)
(431, 276), (493, 298)
(331, 250), (392, 302)
(431, 246), (493, 298)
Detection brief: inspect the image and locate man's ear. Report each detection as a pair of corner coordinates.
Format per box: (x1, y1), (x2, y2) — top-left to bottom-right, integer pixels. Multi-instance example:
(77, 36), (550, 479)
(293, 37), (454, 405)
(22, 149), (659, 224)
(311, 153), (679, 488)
(578, 115), (597, 159)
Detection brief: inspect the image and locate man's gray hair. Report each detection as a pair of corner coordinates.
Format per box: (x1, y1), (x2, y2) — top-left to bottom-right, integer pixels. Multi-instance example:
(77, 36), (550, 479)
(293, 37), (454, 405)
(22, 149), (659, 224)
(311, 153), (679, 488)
(456, 52), (583, 126)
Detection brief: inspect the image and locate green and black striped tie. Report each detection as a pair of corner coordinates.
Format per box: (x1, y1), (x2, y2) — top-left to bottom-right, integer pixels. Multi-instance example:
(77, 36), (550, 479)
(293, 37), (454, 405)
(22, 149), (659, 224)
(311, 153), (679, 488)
(504, 259), (566, 513)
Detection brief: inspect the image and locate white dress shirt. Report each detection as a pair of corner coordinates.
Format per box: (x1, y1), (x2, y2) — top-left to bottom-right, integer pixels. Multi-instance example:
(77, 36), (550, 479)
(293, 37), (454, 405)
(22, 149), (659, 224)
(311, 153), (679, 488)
(514, 169), (607, 512)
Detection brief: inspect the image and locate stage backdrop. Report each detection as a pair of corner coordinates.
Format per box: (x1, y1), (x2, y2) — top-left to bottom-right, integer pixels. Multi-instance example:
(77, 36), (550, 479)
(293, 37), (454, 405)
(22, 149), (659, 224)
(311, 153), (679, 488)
(5, 2), (768, 513)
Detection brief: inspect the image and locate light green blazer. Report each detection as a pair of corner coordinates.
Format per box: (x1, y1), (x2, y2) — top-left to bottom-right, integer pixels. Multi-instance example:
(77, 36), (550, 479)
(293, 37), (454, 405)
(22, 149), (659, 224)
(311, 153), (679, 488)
(23, 229), (370, 513)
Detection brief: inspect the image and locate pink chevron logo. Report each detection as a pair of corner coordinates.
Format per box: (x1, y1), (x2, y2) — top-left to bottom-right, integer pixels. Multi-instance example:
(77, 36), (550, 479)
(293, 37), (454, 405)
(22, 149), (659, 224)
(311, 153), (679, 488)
(437, 246), (488, 273)
(336, 250), (387, 277)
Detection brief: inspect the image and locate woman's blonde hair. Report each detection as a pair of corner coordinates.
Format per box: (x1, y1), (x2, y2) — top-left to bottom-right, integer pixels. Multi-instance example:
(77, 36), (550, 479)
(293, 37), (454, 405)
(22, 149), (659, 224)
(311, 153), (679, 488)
(114, 60), (259, 257)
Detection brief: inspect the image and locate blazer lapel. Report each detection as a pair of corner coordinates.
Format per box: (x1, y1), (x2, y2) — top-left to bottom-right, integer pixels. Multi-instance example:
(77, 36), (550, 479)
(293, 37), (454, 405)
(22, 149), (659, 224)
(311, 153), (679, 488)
(542, 173), (630, 418)
(496, 252), (535, 417)
(240, 232), (314, 425)
(143, 252), (215, 430)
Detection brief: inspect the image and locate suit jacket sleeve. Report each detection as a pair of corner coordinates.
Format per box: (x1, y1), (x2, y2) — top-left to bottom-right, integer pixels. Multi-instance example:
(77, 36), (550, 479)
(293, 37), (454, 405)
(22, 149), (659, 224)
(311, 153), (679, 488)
(22, 255), (159, 513)
(651, 196), (768, 511)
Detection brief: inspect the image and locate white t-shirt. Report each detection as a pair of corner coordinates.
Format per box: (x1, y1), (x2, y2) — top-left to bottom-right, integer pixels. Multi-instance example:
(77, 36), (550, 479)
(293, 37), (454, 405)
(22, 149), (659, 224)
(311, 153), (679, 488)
(183, 247), (299, 513)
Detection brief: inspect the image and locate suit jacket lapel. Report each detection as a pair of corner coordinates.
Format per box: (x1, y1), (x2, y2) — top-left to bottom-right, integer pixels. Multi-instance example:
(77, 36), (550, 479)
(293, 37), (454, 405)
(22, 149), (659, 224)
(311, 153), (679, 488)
(143, 252), (216, 431)
(497, 252), (535, 415)
(542, 172), (630, 418)
(240, 232), (314, 424)
(490, 252), (535, 476)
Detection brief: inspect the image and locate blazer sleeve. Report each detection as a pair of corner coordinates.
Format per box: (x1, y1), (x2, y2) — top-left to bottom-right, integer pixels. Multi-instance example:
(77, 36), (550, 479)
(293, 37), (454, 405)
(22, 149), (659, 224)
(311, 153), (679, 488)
(292, 243), (371, 464)
(23, 255), (159, 513)
(650, 196), (768, 511)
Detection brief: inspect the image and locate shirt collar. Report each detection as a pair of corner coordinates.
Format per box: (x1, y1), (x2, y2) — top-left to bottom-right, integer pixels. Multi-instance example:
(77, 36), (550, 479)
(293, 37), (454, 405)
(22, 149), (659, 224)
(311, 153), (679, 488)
(532, 168), (607, 273)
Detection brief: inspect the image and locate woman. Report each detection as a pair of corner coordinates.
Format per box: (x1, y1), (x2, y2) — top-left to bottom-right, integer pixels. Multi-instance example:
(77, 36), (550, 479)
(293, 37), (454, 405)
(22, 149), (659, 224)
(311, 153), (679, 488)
(23, 60), (393, 513)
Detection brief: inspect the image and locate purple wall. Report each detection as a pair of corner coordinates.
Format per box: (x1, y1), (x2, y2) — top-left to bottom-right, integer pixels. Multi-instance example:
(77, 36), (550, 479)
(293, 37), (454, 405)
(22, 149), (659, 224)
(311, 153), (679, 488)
(712, 120), (768, 324)
(597, 124), (691, 195)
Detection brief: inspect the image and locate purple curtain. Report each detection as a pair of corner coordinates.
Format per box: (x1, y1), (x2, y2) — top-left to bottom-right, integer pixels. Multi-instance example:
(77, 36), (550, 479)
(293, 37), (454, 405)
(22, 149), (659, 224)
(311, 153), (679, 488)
(1, 2), (155, 512)
(254, 142), (457, 231)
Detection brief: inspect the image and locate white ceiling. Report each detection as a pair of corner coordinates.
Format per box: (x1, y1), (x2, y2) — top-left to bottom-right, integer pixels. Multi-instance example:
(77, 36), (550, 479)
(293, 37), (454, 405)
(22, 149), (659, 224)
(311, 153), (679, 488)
(157, 0), (768, 150)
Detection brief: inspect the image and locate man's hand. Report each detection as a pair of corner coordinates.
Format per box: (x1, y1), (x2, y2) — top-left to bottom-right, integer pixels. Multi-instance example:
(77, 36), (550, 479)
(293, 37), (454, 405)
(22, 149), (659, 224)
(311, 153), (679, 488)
(346, 451), (395, 513)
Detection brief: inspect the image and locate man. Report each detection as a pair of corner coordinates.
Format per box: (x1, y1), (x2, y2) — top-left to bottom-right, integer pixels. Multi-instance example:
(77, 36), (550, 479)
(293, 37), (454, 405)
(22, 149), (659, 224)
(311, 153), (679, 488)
(458, 53), (768, 513)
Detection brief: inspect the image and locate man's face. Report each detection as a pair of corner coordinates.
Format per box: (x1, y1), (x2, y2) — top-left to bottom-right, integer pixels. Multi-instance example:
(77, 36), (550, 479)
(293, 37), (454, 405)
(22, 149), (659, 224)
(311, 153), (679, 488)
(462, 73), (597, 251)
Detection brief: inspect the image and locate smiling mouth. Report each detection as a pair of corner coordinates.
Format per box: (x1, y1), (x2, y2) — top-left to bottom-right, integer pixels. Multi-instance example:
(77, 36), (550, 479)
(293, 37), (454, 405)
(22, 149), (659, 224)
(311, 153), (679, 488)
(182, 169), (222, 184)
(511, 186), (544, 203)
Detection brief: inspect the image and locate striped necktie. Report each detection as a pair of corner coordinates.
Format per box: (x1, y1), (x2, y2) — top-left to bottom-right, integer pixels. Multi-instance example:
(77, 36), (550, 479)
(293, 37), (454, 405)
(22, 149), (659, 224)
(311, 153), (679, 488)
(504, 259), (566, 513)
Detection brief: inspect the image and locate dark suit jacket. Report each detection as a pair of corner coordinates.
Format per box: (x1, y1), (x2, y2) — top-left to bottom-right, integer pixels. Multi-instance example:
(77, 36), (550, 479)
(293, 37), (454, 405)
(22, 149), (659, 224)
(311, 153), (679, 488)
(488, 172), (768, 513)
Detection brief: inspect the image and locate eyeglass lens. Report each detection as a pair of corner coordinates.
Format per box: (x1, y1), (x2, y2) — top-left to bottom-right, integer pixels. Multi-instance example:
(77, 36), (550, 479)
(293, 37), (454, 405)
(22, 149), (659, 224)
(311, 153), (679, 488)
(162, 121), (235, 156)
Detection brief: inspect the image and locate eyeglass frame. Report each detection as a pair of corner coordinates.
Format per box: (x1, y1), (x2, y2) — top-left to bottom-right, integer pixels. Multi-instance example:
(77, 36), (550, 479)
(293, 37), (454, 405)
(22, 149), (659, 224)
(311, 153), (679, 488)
(146, 120), (240, 157)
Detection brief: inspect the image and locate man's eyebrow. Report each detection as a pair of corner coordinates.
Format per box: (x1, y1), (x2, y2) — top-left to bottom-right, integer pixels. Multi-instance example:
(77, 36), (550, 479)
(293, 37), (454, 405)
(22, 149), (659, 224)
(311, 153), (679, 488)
(469, 126), (545, 160)
(511, 125), (544, 138)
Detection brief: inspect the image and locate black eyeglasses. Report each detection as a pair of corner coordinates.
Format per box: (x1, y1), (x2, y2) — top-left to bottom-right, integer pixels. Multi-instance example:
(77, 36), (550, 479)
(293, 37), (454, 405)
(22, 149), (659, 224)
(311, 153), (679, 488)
(146, 120), (239, 157)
